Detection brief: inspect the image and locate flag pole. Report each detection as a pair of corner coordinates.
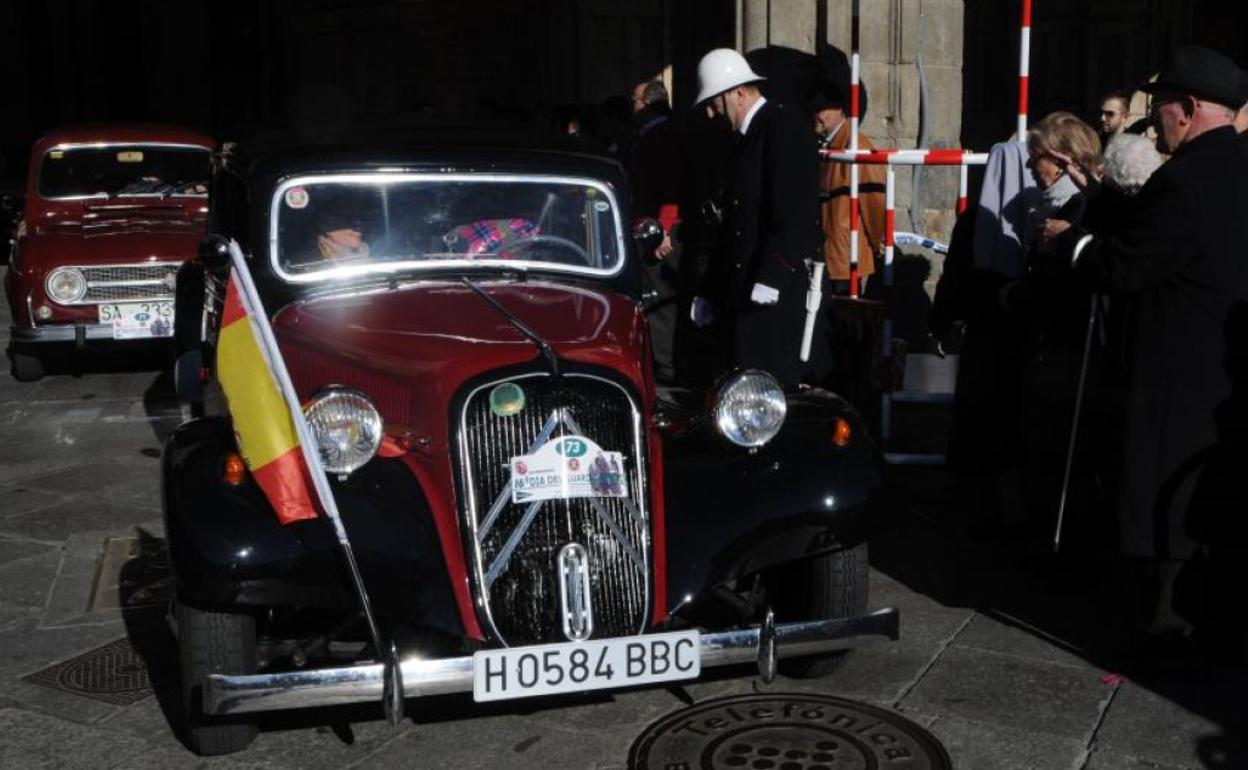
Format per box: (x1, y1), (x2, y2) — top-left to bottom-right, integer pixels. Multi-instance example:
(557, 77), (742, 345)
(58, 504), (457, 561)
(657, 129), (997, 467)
(226, 241), (384, 656)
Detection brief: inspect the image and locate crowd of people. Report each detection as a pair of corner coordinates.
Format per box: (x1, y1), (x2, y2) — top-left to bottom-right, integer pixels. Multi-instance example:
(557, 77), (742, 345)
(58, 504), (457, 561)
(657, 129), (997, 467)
(605, 44), (1248, 666)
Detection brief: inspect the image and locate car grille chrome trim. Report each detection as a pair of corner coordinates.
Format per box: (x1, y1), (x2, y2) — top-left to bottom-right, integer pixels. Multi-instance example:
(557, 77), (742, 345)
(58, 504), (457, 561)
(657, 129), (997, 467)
(55, 262), (181, 305)
(457, 372), (649, 647)
(557, 542), (594, 641)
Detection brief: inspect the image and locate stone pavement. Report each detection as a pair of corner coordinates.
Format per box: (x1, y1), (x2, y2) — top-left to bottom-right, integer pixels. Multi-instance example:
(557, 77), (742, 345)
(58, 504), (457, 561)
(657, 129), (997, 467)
(1, 325), (1245, 769)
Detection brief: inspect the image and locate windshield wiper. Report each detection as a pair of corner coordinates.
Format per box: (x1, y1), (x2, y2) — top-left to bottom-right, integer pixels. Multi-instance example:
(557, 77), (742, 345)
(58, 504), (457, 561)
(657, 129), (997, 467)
(460, 277), (560, 382)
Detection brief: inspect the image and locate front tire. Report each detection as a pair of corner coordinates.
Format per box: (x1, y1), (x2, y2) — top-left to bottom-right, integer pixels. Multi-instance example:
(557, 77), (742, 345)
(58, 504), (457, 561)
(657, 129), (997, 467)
(176, 600), (259, 756)
(765, 542), (869, 678)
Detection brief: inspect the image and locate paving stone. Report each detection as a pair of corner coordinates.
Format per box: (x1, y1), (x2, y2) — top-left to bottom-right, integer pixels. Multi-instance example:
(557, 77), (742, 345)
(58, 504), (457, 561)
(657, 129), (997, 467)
(1081, 746), (1191, 770)
(900, 644), (1115, 740)
(3, 497), (161, 542)
(0, 549), (62, 609)
(953, 611), (1112, 673)
(0, 485), (72, 520)
(360, 708), (626, 770)
(1092, 674), (1248, 770)
(913, 710), (1086, 770)
(0, 535), (58, 565)
(0, 706), (148, 770)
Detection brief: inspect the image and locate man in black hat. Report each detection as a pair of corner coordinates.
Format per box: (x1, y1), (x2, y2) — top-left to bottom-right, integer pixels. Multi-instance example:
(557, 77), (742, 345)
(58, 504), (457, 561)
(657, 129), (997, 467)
(1050, 45), (1248, 653)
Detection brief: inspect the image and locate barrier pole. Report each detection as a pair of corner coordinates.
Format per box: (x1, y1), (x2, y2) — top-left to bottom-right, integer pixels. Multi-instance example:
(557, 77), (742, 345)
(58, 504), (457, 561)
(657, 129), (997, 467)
(849, 0), (861, 298)
(880, 166), (896, 441)
(1018, 0), (1032, 139)
(958, 163), (969, 214)
(821, 149), (989, 166)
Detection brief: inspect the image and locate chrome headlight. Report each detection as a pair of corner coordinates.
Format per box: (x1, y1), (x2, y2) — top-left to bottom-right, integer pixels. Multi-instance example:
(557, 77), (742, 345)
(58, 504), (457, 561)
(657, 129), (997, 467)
(303, 388), (383, 475)
(45, 268), (87, 304)
(713, 370), (787, 447)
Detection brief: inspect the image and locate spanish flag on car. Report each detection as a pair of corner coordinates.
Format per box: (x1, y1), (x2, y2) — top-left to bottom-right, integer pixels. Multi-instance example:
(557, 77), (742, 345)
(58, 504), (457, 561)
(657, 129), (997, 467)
(216, 267), (320, 524)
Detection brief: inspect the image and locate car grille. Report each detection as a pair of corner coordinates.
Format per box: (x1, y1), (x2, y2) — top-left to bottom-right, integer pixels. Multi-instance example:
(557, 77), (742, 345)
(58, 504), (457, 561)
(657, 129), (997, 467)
(71, 263), (180, 304)
(457, 372), (649, 646)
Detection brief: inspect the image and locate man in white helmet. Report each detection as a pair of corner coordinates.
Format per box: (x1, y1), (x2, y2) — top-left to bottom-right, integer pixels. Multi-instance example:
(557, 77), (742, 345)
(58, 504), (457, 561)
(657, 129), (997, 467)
(690, 48), (820, 385)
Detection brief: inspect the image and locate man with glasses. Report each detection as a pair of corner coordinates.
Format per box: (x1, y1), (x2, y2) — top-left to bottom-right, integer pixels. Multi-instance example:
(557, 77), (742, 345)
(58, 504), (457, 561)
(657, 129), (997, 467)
(688, 48), (820, 386)
(1098, 90), (1132, 148)
(1055, 46), (1248, 659)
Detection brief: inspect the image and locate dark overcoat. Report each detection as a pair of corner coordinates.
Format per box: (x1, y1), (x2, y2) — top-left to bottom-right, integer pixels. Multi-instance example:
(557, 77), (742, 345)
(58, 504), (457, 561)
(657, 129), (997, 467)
(711, 100), (821, 385)
(1068, 126), (1248, 559)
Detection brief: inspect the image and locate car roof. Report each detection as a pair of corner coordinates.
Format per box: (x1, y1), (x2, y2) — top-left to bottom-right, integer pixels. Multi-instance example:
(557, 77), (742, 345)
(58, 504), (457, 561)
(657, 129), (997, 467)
(33, 125), (216, 154)
(222, 126), (626, 187)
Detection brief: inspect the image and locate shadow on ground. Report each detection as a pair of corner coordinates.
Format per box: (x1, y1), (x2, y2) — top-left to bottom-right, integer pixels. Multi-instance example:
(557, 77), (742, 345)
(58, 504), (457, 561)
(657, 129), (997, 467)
(874, 465), (1248, 770)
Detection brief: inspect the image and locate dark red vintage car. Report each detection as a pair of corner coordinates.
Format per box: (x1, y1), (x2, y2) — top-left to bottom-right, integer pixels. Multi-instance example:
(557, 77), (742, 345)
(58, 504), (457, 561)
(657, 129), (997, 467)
(4, 125), (214, 380)
(165, 132), (897, 755)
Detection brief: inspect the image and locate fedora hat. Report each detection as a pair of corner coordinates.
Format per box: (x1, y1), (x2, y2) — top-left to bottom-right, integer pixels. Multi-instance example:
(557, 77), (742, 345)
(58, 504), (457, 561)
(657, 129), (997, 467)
(1141, 45), (1248, 109)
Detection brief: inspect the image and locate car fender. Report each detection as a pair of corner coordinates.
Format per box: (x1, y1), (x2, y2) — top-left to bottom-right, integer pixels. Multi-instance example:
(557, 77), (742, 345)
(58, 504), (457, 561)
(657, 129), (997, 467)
(162, 416), (463, 637)
(659, 388), (883, 612)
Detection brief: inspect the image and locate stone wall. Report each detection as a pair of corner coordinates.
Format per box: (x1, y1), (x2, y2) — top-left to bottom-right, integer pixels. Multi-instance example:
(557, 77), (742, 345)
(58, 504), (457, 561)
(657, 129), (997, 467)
(739, 0), (967, 294)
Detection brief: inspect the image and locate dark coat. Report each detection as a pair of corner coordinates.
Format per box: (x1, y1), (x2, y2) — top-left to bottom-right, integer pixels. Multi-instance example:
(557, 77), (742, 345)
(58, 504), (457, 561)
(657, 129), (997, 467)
(1064, 126), (1248, 559)
(709, 100), (821, 385)
(629, 106), (682, 220)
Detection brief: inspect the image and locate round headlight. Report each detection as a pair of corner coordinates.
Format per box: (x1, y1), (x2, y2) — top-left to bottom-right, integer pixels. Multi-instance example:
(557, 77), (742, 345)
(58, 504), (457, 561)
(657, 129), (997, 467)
(303, 389), (383, 475)
(45, 268), (87, 304)
(713, 370), (787, 447)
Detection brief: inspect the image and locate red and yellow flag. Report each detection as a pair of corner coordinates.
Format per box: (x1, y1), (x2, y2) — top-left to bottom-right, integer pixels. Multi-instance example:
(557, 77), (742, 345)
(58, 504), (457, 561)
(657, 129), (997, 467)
(217, 270), (319, 524)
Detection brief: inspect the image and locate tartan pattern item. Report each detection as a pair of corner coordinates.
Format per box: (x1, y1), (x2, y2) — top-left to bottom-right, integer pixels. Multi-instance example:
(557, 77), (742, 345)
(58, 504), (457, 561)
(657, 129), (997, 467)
(446, 218), (539, 258)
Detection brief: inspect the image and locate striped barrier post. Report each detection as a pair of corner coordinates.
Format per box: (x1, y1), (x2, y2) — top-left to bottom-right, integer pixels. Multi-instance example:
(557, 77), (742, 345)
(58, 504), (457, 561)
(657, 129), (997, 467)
(1018, 0), (1032, 139)
(849, 0), (861, 298)
(958, 163), (970, 214)
(880, 166), (896, 441)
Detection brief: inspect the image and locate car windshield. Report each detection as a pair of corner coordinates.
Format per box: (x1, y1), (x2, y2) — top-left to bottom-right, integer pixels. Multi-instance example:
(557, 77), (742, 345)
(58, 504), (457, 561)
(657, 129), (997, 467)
(38, 145), (210, 199)
(273, 174), (623, 281)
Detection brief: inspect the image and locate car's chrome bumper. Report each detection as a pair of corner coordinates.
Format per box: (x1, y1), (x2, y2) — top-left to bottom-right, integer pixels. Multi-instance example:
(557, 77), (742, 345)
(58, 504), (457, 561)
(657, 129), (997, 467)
(11, 323), (117, 343)
(11, 324), (172, 344)
(204, 607), (900, 716)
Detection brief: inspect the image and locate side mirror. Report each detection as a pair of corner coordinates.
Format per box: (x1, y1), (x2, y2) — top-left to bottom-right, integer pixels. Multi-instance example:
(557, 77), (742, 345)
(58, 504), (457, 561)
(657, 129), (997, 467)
(632, 218), (664, 264)
(197, 234), (231, 271)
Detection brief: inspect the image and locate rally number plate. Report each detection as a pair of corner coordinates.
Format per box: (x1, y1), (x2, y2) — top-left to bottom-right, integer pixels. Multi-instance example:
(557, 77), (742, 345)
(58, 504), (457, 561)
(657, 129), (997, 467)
(98, 302), (174, 339)
(472, 630), (700, 702)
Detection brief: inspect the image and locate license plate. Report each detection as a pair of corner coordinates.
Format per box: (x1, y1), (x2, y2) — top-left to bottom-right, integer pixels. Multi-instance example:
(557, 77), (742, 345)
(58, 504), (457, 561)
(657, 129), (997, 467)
(98, 302), (174, 339)
(472, 630), (700, 702)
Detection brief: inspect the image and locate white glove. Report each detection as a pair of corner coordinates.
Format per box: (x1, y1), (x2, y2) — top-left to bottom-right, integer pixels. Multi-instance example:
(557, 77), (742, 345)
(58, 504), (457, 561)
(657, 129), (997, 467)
(750, 283), (780, 305)
(691, 296), (715, 327)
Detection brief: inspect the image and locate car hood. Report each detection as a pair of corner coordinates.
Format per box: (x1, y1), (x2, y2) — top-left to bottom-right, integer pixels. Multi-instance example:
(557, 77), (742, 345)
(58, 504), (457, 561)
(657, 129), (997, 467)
(22, 215), (206, 268)
(272, 280), (652, 444)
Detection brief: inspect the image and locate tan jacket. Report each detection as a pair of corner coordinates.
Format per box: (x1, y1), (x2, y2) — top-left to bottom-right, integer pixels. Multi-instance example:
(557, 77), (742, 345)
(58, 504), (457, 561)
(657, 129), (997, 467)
(820, 124), (887, 278)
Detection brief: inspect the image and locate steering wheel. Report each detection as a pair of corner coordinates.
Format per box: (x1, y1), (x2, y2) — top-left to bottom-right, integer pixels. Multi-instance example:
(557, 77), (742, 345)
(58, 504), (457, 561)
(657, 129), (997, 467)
(500, 234), (592, 266)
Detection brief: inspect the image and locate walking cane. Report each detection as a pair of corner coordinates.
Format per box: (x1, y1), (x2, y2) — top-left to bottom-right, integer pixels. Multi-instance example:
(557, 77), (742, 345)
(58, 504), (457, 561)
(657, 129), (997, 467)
(1052, 294), (1099, 552)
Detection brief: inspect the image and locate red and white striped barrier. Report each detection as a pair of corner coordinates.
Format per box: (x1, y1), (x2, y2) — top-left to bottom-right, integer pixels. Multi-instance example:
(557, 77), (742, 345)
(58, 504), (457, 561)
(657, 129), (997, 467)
(1018, 0), (1032, 139)
(849, 0), (862, 298)
(821, 149), (989, 166)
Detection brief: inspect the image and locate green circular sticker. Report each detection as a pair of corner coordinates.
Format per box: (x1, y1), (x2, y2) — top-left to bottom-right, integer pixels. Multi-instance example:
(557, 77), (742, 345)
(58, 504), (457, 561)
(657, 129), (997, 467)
(489, 382), (526, 417)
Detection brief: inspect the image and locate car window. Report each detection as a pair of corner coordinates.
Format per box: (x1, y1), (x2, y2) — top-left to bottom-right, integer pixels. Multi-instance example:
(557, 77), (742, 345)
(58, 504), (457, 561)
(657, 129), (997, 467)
(38, 145), (211, 199)
(272, 174), (623, 281)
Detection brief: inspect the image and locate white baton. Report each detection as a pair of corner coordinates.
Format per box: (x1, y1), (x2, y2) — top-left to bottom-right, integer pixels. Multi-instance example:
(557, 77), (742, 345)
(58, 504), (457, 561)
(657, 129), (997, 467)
(800, 260), (824, 362)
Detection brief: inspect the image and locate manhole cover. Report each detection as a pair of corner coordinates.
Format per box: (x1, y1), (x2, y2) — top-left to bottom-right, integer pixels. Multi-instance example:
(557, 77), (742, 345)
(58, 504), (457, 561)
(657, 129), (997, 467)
(22, 637), (154, 706)
(629, 693), (951, 770)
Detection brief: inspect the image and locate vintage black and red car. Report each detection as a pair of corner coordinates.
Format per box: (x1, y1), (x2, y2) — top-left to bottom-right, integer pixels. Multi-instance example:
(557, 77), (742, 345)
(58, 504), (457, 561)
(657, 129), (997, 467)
(165, 132), (897, 755)
(4, 125), (214, 380)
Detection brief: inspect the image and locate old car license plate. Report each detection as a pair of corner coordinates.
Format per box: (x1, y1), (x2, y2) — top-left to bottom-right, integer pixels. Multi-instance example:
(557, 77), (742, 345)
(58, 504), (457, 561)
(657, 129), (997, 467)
(98, 302), (174, 339)
(472, 630), (700, 702)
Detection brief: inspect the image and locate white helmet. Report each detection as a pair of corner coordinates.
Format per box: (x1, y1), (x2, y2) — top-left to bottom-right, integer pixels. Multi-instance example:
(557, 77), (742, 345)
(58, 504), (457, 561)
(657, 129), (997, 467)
(694, 48), (765, 106)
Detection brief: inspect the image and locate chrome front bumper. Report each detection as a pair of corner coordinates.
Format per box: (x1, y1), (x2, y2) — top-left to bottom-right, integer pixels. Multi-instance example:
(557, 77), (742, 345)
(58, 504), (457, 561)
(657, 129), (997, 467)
(204, 607), (900, 716)
(12, 323), (119, 343)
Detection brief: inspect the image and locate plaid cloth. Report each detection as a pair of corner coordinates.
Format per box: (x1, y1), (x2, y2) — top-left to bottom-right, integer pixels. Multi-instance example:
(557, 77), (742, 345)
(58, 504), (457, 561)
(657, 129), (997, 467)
(445, 218), (539, 258)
